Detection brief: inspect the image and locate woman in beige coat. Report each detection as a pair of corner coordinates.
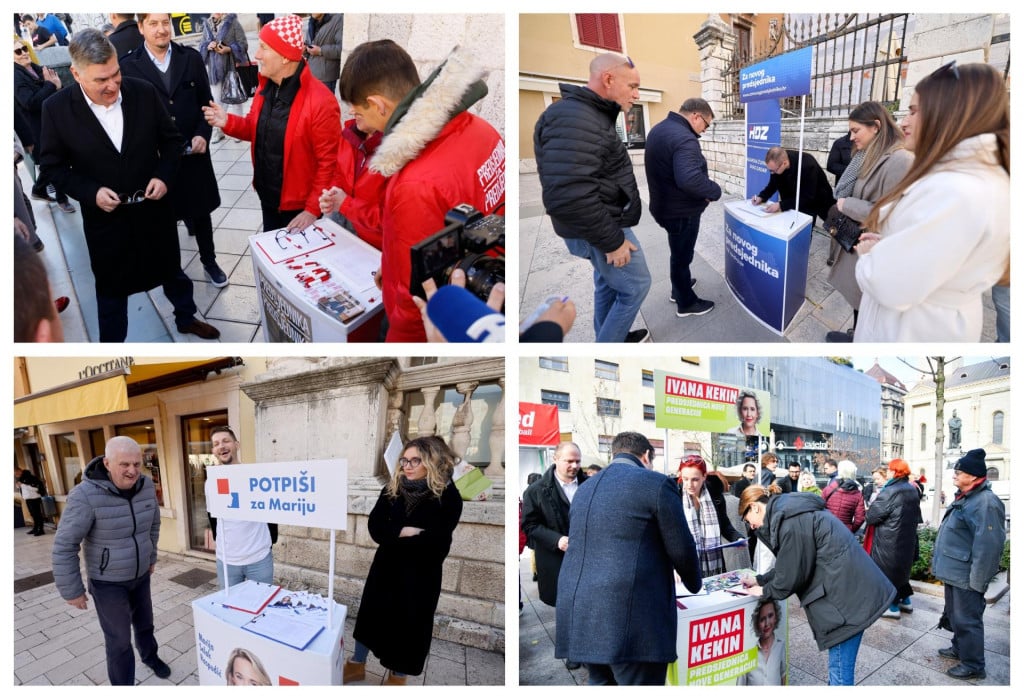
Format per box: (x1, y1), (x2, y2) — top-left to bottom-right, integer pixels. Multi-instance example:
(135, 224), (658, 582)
(825, 101), (912, 342)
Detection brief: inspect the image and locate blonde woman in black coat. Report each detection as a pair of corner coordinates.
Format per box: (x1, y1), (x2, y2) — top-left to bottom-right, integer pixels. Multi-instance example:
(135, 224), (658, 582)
(344, 437), (463, 685)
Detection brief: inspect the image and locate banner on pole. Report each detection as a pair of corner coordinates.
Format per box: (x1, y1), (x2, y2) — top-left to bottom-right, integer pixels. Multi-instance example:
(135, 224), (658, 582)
(205, 460), (347, 530)
(519, 402), (560, 446)
(655, 372), (770, 437)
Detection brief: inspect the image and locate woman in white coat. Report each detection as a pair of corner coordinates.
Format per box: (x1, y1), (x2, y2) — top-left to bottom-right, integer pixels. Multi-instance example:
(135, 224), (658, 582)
(853, 62), (1009, 342)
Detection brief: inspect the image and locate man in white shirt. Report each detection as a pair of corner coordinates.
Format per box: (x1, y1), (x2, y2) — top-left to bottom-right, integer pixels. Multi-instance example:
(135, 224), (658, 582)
(38, 27), (219, 342)
(522, 442), (585, 609)
(206, 426), (276, 587)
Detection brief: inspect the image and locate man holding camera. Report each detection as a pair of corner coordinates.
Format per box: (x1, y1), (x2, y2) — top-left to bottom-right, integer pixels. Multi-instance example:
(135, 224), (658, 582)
(343, 40), (504, 342)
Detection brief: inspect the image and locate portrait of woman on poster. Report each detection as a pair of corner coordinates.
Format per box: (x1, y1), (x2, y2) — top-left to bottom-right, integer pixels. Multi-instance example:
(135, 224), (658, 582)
(731, 391), (763, 437)
(225, 648), (271, 686)
(737, 598), (787, 685)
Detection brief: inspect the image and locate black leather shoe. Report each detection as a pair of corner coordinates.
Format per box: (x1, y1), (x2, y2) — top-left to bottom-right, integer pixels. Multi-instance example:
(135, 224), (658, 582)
(938, 647), (959, 660)
(946, 664), (985, 680)
(565, 661), (581, 670)
(145, 657), (172, 679)
(176, 319), (220, 339)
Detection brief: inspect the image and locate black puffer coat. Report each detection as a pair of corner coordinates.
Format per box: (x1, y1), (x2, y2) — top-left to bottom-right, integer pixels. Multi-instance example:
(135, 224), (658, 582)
(534, 83), (642, 252)
(754, 493), (894, 650)
(864, 477), (922, 590)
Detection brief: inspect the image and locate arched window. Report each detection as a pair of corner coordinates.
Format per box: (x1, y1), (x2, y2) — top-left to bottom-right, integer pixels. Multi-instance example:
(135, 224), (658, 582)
(920, 423), (927, 451)
(992, 411), (1004, 445)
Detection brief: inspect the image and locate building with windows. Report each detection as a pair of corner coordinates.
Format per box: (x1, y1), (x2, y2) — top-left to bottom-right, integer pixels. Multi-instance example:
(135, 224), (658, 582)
(13, 356), (505, 656)
(519, 355), (710, 491)
(709, 357), (882, 473)
(519, 13), (781, 159)
(903, 356), (1010, 503)
(864, 360), (908, 462)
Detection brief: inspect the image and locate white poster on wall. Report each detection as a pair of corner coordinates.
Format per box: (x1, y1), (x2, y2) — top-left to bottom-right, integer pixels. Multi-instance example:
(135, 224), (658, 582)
(205, 459), (348, 530)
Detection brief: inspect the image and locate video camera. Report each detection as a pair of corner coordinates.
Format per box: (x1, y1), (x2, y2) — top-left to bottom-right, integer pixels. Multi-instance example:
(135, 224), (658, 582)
(409, 204), (504, 306)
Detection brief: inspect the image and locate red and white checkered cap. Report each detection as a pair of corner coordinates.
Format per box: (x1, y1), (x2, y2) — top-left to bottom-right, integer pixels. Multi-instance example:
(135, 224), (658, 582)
(260, 14), (305, 62)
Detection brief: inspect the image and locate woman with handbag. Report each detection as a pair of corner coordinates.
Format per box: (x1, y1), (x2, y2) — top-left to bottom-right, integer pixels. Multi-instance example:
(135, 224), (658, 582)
(199, 12), (248, 143)
(855, 63), (1009, 342)
(824, 101), (911, 342)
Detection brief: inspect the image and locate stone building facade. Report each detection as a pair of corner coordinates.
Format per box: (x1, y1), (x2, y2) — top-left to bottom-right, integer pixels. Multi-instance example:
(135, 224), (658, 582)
(240, 357), (505, 654)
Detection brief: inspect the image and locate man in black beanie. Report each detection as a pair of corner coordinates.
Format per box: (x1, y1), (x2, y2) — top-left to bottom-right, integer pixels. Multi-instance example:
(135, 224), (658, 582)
(931, 448), (1005, 680)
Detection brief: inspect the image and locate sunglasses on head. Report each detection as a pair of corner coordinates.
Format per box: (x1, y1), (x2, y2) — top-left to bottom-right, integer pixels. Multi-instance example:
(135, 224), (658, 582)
(929, 60), (959, 81)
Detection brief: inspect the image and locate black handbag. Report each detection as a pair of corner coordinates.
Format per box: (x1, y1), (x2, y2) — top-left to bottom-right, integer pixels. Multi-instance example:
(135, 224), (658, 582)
(236, 57), (259, 99)
(824, 204), (863, 253)
(221, 63), (247, 105)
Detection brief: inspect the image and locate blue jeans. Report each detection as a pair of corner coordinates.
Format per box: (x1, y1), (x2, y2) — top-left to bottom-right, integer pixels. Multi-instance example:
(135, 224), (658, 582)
(564, 228), (651, 342)
(992, 284), (1010, 342)
(585, 661), (667, 685)
(662, 215), (702, 309)
(827, 631), (863, 685)
(216, 551), (274, 588)
(944, 583), (987, 672)
(89, 573), (158, 686)
(351, 639), (406, 677)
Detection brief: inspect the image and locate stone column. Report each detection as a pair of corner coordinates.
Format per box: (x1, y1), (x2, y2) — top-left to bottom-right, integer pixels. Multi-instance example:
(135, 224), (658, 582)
(693, 14), (737, 118)
(417, 386), (440, 437)
(486, 378), (505, 474)
(450, 382), (479, 461)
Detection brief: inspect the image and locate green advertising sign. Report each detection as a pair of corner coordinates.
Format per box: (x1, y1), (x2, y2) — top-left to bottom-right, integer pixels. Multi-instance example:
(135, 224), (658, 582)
(654, 371), (770, 437)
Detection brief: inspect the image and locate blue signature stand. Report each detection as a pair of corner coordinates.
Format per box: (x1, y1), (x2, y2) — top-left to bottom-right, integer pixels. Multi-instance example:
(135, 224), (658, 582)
(723, 201), (811, 335)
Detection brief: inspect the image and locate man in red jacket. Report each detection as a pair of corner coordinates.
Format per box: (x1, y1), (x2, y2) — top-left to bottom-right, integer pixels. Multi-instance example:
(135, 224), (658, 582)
(203, 14), (339, 233)
(340, 40), (504, 342)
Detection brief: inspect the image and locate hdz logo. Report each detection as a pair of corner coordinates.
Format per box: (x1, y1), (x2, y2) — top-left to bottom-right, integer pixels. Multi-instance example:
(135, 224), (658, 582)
(748, 125), (770, 141)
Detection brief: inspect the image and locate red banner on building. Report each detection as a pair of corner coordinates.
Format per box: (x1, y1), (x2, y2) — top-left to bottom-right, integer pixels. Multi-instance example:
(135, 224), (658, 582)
(518, 402), (560, 446)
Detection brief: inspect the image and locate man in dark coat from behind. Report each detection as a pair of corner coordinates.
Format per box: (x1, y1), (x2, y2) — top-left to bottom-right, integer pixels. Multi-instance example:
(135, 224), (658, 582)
(120, 13), (227, 288)
(107, 13), (143, 58)
(39, 28), (219, 342)
(521, 441), (586, 608)
(556, 432), (701, 685)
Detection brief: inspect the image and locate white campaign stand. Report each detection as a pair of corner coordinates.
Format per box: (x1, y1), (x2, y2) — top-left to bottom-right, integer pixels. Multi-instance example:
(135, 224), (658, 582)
(193, 460), (349, 685)
(668, 569), (789, 686)
(249, 217), (383, 342)
(193, 588), (346, 685)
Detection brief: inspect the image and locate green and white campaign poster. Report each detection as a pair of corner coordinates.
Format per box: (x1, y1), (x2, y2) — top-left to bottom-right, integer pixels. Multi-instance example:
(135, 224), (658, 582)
(654, 371), (770, 437)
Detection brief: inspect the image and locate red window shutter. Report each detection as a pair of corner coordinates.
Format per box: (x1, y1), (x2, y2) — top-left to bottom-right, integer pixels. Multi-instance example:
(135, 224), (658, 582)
(576, 14), (621, 52)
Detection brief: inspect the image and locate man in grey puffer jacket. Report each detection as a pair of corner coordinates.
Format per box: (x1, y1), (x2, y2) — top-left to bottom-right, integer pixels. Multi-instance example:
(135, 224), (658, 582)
(52, 436), (168, 685)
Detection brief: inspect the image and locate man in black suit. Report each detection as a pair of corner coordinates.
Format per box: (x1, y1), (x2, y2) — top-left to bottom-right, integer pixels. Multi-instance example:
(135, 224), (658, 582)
(120, 13), (228, 288)
(39, 28), (219, 342)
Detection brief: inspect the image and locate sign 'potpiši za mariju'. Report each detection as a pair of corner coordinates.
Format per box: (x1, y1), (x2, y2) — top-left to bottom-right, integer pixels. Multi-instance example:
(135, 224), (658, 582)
(204, 460), (348, 531)
(653, 371), (770, 436)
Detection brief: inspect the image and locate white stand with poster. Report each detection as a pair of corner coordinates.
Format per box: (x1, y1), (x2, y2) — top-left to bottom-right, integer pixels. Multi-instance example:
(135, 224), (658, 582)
(193, 587), (346, 685)
(193, 460), (349, 685)
(249, 218), (383, 342)
(668, 570), (788, 686)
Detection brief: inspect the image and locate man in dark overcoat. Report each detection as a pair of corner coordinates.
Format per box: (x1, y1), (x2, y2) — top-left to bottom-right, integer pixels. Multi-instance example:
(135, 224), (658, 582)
(120, 13), (227, 287)
(555, 432), (702, 685)
(522, 442), (586, 608)
(39, 28), (219, 342)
